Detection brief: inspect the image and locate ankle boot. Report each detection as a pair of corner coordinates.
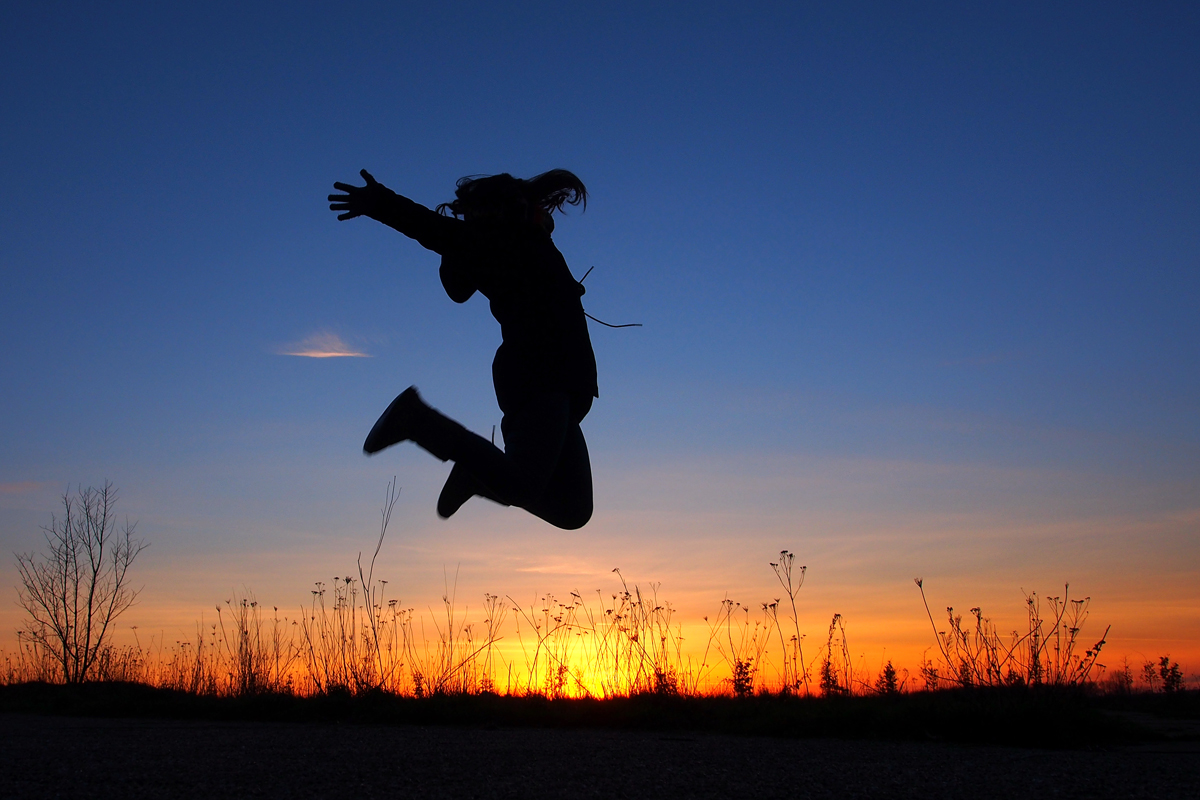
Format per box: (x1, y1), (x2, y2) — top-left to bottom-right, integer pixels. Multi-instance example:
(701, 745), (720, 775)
(363, 386), (425, 454)
(437, 463), (476, 518)
(438, 463), (511, 519)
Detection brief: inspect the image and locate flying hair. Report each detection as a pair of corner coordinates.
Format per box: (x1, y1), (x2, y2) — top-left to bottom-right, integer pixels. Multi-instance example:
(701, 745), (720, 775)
(436, 169), (588, 221)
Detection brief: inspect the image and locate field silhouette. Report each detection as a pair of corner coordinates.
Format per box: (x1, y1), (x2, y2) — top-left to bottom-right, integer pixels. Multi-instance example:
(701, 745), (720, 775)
(5, 484), (1194, 755)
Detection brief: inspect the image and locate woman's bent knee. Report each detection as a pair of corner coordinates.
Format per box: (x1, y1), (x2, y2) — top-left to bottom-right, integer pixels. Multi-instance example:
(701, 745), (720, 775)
(556, 505), (592, 530)
(530, 497), (592, 530)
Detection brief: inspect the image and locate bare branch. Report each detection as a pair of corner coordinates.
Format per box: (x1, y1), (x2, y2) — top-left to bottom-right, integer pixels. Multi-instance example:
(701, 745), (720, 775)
(14, 482), (147, 682)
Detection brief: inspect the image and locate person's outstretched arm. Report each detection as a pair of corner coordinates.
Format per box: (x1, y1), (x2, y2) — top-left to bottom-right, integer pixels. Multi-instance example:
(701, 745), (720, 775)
(328, 169), (459, 254)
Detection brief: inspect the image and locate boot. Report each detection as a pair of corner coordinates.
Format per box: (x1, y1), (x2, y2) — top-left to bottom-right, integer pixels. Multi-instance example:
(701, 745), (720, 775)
(437, 462), (476, 518)
(364, 386), (491, 463)
(437, 462), (511, 518)
(364, 386), (430, 454)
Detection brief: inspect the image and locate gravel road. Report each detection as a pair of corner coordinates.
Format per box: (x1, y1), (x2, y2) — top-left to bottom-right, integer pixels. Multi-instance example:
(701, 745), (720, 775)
(2, 712), (1197, 799)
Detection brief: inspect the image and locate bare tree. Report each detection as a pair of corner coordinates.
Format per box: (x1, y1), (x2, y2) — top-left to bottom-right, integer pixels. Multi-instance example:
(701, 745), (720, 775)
(15, 482), (147, 683)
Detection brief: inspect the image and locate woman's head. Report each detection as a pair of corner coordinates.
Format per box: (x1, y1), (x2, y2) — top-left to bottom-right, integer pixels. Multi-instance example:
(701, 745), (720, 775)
(438, 169), (587, 231)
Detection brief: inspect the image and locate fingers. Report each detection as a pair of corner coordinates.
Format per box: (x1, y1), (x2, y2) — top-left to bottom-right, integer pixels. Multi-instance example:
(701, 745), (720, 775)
(329, 193), (359, 218)
(329, 170), (379, 221)
(332, 171), (379, 193)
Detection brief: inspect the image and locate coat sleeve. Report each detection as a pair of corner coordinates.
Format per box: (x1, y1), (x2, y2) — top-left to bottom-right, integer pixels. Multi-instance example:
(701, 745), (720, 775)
(374, 193), (479, 302)
(375, 193), (462, 255)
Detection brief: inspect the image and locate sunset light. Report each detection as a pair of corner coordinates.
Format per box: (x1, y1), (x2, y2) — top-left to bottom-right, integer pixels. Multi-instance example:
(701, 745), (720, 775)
(2, 3), (1198, 794)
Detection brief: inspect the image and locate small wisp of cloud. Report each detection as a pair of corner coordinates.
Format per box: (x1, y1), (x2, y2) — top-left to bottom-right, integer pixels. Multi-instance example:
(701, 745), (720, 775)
(278, 332), (370, 358)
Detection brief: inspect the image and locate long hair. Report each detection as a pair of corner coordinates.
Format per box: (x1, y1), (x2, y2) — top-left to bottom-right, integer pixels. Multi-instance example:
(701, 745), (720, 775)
(437, 169), (587, 225)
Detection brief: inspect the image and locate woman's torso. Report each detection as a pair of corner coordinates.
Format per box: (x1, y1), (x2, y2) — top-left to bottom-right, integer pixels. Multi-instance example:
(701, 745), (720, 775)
(442, 221), (598, 410)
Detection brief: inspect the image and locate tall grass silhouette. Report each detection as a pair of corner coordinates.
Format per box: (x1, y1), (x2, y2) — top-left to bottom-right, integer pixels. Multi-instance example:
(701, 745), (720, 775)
(915, 578), (1109, 688)
(768, 551), (809, 695)
(7, 569), (1146, 699)
(7, 483), (1185, 699)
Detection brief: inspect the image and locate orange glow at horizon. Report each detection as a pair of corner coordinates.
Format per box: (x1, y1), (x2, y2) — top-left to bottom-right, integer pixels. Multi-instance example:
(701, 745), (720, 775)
(3, 455), (1197, 691)
(3, 566), (1194, 694)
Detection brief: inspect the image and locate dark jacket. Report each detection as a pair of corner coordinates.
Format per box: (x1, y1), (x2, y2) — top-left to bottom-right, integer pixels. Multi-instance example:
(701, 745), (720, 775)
(378, 194), (599, 409)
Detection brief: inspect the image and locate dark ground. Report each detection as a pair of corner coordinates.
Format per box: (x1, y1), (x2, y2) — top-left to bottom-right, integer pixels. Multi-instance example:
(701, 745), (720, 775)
(1, 711), (1198, 799)
(2, 685), (1199, 798)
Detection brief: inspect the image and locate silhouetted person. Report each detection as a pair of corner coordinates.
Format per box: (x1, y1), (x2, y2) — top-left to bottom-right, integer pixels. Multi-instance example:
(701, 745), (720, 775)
(329, 169), (597, 530)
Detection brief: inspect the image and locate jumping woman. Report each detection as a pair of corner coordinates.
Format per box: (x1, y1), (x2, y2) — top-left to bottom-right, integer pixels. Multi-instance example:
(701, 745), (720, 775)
(328, 169), (597, 530)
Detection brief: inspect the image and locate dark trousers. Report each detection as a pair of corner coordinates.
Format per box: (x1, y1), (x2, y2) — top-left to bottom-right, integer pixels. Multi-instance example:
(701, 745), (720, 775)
(417, 392), (593, 530)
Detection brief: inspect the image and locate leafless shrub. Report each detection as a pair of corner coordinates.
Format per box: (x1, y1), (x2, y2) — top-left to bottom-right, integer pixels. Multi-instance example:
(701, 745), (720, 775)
(15, 482), (147, 683)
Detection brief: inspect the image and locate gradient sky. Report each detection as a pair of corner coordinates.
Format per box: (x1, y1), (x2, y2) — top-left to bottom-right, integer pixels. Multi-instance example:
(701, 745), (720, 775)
(2, 2), (1198, 673)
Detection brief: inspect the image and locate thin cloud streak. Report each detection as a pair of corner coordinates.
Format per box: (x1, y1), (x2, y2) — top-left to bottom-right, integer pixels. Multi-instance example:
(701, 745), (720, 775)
(278, 332), (370, 358)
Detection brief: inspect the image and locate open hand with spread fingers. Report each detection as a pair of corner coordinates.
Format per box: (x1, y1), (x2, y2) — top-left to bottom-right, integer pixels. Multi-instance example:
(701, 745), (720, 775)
(328, 169), (396, 221)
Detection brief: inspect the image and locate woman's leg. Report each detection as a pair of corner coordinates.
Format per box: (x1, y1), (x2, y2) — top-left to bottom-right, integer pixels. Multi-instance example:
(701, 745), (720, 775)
(487, 394), (572, 507)
(366, 387), (592, 528)
(437, 461), (506, 519)
(440, 406), (592, 529)
(521, 422), (593, 529)
(367, 388), (569, 506)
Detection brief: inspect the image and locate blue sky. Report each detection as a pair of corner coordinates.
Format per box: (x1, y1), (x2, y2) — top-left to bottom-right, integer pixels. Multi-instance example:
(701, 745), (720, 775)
(2, 2), (1198, 662)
